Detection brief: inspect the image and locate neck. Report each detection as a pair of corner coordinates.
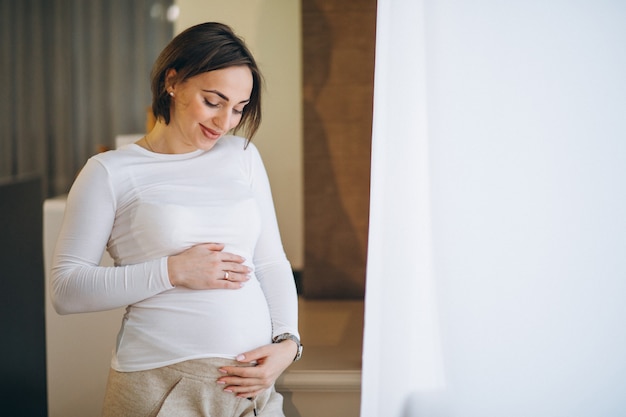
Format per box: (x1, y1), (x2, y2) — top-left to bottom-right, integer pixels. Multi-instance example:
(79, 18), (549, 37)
(144, 121), (195, 155)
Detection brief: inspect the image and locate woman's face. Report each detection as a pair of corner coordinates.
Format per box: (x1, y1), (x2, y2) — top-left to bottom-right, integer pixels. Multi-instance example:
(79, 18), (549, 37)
(167, 65), (253, 152)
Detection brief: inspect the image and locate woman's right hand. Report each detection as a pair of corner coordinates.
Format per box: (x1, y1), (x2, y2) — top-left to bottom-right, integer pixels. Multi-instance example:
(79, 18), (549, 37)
(167, 243), (251, 289)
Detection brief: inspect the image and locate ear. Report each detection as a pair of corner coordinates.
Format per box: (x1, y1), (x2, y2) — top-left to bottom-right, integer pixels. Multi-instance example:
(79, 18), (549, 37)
(165, 68), (178, 92)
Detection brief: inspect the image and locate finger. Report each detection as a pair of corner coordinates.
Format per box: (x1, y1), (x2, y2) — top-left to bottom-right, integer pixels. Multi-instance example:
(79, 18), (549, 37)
(217, 252), (247, 264)
(219, 375), (262, 387)
(216, 280), (245, 289)
(221, 271), (250, 283)
(199, 242), (225, 251)
(219, 365), (259, 378)
(217, 367), (272, 396)
(234, 345), (272, 364)
(219, 379), (266, 396)
(218, 375), (267, 392)
(223, 262), (252, 274)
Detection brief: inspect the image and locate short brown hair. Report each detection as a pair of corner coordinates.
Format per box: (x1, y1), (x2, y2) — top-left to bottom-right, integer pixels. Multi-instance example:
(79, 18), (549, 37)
(151, 22), (262, 142)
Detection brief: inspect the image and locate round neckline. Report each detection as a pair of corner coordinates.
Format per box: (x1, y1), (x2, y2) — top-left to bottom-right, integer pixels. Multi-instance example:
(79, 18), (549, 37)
(127, 143), (206, 160)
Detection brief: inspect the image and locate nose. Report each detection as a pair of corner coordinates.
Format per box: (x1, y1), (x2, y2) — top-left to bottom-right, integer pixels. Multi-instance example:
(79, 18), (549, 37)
(213, 109), (232, 133)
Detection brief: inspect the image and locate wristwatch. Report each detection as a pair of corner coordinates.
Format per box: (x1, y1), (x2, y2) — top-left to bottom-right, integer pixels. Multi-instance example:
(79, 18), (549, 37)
(272, 333), (303, 362)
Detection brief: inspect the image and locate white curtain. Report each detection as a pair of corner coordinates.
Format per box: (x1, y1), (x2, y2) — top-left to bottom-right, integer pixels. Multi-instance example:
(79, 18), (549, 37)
(362, 0), (626, 416)
(0, 0), (173, 196)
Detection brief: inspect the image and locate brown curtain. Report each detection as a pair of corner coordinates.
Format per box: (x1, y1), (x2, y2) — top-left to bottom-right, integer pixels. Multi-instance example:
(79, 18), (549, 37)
(0, 0), (173, 197)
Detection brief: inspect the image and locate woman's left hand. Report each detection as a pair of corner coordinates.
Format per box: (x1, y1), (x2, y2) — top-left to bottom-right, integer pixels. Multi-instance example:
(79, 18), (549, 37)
(216, 340), (298, 398)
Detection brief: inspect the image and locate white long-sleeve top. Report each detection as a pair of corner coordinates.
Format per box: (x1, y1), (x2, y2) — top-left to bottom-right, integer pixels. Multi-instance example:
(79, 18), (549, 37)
(51, 135), (299, 372)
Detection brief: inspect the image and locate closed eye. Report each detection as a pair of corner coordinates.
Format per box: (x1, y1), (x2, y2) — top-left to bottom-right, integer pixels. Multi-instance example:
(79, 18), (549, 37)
(204, 97), (244, 115)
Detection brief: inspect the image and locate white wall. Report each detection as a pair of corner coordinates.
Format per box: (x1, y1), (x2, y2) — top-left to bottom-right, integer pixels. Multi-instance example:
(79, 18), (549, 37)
(363, 0), (626, 416)
(174, 0), (303, 269)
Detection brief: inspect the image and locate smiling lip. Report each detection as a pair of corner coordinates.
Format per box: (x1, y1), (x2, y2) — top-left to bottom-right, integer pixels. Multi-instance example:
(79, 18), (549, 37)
(200, 124), (222, 140)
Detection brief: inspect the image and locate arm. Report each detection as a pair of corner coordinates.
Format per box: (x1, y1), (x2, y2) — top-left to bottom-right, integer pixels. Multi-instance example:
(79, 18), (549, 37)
(50, 158), (174, 314)
(51, 158), (250, 314)
(249, 144), (299, 339)
(52, 156), (253, 315)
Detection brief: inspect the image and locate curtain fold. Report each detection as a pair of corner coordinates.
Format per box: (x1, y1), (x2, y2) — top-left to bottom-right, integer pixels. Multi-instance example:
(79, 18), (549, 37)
(0, 0), (173, 196)
(361, 1), (445, 416)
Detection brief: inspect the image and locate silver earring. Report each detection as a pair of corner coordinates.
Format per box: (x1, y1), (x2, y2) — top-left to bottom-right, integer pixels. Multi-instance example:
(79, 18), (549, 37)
(169, 91), (174, 97)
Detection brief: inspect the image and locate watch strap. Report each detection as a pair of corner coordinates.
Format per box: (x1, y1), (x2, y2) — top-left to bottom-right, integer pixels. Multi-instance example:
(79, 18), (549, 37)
(272, 333), (303, 362)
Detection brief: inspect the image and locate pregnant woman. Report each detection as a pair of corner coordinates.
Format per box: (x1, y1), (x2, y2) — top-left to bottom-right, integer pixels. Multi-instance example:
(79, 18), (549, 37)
(51, 22), (301, 417)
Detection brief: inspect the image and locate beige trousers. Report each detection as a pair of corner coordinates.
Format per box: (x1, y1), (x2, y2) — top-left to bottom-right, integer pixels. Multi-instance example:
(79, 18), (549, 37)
(102, 358), (285, 417)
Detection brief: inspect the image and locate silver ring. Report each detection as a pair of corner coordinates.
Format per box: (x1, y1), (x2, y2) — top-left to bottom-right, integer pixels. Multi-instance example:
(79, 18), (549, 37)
(224, 271), (229, 280)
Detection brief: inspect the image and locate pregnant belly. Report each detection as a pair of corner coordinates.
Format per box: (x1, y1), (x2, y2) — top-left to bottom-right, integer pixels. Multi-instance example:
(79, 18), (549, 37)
(115, 281), (272, 370)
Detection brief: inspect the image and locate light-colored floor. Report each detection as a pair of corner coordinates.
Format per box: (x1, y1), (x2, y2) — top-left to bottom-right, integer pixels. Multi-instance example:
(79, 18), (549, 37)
(277, 298), (364, 417)
(291, 297), (364, 371)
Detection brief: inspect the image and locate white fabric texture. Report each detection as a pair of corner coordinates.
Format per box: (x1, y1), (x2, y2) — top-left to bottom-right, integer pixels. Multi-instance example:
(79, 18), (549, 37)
(363, 1), (626, 416)
(51, 135), (299, 372)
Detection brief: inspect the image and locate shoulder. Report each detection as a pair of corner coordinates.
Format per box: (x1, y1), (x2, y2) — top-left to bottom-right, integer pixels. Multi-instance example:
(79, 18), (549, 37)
(218, 135), (257, 152)
(216, 135), (262, 162)
(90, 144), (145, 168)
(79, 145), (151, 189)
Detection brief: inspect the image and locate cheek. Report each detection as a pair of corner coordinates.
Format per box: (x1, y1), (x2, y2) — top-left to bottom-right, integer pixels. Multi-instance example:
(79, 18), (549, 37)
(173, 99), (193, 120)
(183, 101), (209, 121)
(230, 114), (244, 129)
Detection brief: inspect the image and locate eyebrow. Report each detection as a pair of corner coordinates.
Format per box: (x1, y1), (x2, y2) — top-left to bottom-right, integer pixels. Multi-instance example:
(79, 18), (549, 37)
(203, 89), (250, 104)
